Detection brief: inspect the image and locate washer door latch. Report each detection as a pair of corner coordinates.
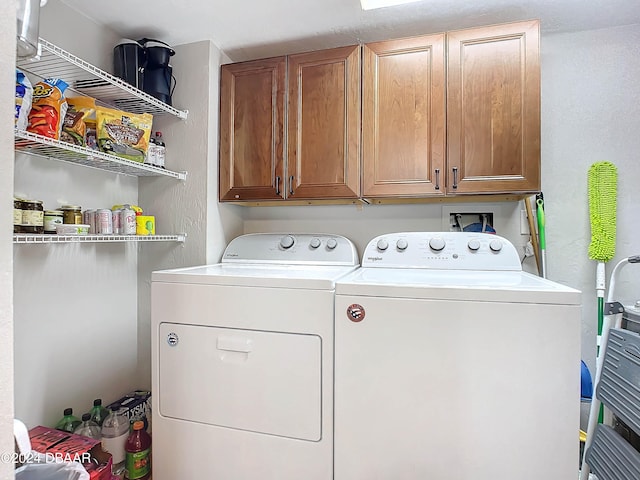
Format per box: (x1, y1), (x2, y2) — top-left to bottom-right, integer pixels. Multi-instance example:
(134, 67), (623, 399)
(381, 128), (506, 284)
(347, 304), (365, 322)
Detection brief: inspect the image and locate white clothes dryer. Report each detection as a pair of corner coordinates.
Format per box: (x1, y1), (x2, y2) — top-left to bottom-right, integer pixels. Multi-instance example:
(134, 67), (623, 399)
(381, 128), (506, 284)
(334, 232), (581, 480)
(151, 233), (359, 480)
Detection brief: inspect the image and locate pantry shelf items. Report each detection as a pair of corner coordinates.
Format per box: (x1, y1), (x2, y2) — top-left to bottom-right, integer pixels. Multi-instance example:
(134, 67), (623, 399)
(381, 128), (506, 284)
(13, 233), (186, 244)
(16, 38), (188, 119)
(15, 129), (187, 180)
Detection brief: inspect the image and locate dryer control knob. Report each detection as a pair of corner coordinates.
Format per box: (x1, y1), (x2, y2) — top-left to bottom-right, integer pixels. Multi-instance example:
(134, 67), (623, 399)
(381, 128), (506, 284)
(396, 239), (408, 251)
(376, 239), (389, 251)
(310, 237), (321, 249)
(489, 239), (503, 252)
(280, 235), (295, 249)
(429, 237), (446, 252)
(326, 238), (338, 250)
(467, 239), (481, 252)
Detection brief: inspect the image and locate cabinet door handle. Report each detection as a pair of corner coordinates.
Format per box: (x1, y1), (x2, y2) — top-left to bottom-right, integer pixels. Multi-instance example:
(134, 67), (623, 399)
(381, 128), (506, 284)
(275, 176), (281, 195)
(452, 167), (458, 189)
(289, 175), (294, 196)
(434, 169), (440, 190)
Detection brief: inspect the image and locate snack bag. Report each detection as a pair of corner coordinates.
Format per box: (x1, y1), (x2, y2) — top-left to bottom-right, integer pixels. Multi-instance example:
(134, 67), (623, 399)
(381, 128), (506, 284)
(61, 97), (96, 147)
(27, 78), (68, 139)
(96, 106), (153, 162)
(15, 69), (33, 131)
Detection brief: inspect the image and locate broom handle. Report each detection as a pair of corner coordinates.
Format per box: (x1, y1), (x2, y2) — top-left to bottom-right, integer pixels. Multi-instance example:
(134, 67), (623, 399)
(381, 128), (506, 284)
(580, 261), (608, 480)
(524, 197), (541, 275)
(536, 198), (546, 278)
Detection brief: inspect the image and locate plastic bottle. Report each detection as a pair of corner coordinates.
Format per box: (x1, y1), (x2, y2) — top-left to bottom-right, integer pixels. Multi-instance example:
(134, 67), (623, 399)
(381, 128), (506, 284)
(55, 408), (81, 433)
(89, 398), (109, 427)
(101, 405), (129, 475)
(154, 132), (165, 169)
(73, 413), (101, 439)
(124, 420), (152, 480)
(145, 134), (156, 166)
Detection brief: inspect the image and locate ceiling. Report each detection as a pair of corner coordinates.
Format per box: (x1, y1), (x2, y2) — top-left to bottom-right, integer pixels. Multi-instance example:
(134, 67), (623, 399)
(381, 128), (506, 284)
(59, 0), (640, 62)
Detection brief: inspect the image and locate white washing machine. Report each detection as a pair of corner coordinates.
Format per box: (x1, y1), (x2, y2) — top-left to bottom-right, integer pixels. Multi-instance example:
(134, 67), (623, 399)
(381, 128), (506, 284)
(334, 232), (581, 480)
(151, 233), (359, 480)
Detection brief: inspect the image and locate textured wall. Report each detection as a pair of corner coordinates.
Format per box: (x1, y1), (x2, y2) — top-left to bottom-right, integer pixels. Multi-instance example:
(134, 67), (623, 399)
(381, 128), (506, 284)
(0, 2), (15, 479)
(541, 24), (640, 374)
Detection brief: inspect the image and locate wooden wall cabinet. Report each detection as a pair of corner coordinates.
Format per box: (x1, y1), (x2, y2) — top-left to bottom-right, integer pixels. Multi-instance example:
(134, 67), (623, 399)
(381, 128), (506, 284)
(219, 46), (360, 203)
(220, 19), (540, 204)
(364, 19), (540, 200)
(219, 57), (286, 202)
(362, 34), (446, 198)
(447, 20), (540, 195)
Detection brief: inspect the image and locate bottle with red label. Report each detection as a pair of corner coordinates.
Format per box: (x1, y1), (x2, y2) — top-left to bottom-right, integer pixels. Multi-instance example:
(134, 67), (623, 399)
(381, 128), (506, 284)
(124, 420), (151, 479)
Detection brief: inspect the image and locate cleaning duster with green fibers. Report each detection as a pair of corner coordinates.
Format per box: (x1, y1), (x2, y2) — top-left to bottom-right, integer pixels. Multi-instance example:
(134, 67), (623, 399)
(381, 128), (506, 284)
(587, 161), (618, 370)
(588, 161), (617, 263)
(580, 161), (618, 480)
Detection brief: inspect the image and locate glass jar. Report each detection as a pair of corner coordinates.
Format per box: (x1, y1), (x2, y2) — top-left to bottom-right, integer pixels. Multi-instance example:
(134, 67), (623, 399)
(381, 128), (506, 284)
(44, 210), (64, 234)
(21, 200), (44, 234)
(61, 205), (82, 224)
(13, 198), (23, 233)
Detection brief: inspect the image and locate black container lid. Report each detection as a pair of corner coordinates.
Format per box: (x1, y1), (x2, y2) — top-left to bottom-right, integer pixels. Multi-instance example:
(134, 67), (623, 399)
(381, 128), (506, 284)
(93, 399), (102, 406)
(63, 408), (73, 416)
(82, 413), (91, 421)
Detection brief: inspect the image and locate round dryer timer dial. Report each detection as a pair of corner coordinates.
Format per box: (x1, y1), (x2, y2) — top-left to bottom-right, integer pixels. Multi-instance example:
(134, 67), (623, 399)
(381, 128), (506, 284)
(280, 235), (295, 249)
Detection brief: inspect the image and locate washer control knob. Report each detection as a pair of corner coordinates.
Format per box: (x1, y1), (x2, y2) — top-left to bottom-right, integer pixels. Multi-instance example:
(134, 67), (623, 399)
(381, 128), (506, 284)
(396, 239), (408, 251)
(467, 239), (481, 252)
(280, 235), (295, 249)
(310, 237), (321, 249)
(326, 238), (338, 250)
(429, 237), (446, 252)
(489, 239), (503, 252)
(376, 239), (389, 251)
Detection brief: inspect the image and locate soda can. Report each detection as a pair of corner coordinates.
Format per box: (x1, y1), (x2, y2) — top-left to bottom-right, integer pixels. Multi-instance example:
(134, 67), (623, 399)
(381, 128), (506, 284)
(97, 209), (113, 235)
(121, 206), (137, 235)
(112, 209), (123, 235)
(83, 210), (96, 234)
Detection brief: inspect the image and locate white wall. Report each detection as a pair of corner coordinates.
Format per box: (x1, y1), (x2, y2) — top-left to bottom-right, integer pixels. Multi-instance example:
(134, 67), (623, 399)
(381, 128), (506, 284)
(541, 23), (640, 374)
(13, 0), (139, 428)
(1, 2), (16, 479)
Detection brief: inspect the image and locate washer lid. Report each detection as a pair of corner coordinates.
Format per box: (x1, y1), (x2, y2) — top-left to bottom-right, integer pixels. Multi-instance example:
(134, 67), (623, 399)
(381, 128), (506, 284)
(336, 268), (581, 304)
(152, 263), (359, 289)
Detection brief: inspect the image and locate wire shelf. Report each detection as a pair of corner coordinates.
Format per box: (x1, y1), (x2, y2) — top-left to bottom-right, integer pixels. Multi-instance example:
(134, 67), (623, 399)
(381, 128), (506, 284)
(13, 234), (186, 244)
(15, 129), (187, 180)
(16, 38), (188, 119)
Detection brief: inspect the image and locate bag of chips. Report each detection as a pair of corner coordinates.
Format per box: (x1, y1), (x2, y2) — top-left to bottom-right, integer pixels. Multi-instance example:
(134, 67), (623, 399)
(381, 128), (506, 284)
(61, 97), (96, 147)
(15, 69), (33, 131)
(96, 106), (153, 162)
(27, 78), (68, 139)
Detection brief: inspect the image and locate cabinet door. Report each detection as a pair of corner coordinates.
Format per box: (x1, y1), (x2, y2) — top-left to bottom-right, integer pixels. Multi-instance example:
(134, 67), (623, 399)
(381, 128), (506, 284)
(447, 20), (540, 194)
(362, 34), (446, 198)
(219, 57), (286, 201)
(287, 45), (361, 200)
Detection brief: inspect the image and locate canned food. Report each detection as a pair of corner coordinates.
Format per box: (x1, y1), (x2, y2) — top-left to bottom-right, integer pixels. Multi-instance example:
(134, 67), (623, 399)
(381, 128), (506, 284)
(61, 205), (83, 224)
(121, 206), (136, 235)
(96, 209), (113, 235)
(44, 210), (64, 234)
(13, 198), (23, 233)
(21, 200), (44, 234)
(112, 209), (123, 235)
(87, 210), (97, 234)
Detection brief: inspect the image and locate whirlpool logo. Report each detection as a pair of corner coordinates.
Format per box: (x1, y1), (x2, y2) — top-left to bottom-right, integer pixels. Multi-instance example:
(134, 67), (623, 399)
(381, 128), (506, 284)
(366, 256), (383, 262)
